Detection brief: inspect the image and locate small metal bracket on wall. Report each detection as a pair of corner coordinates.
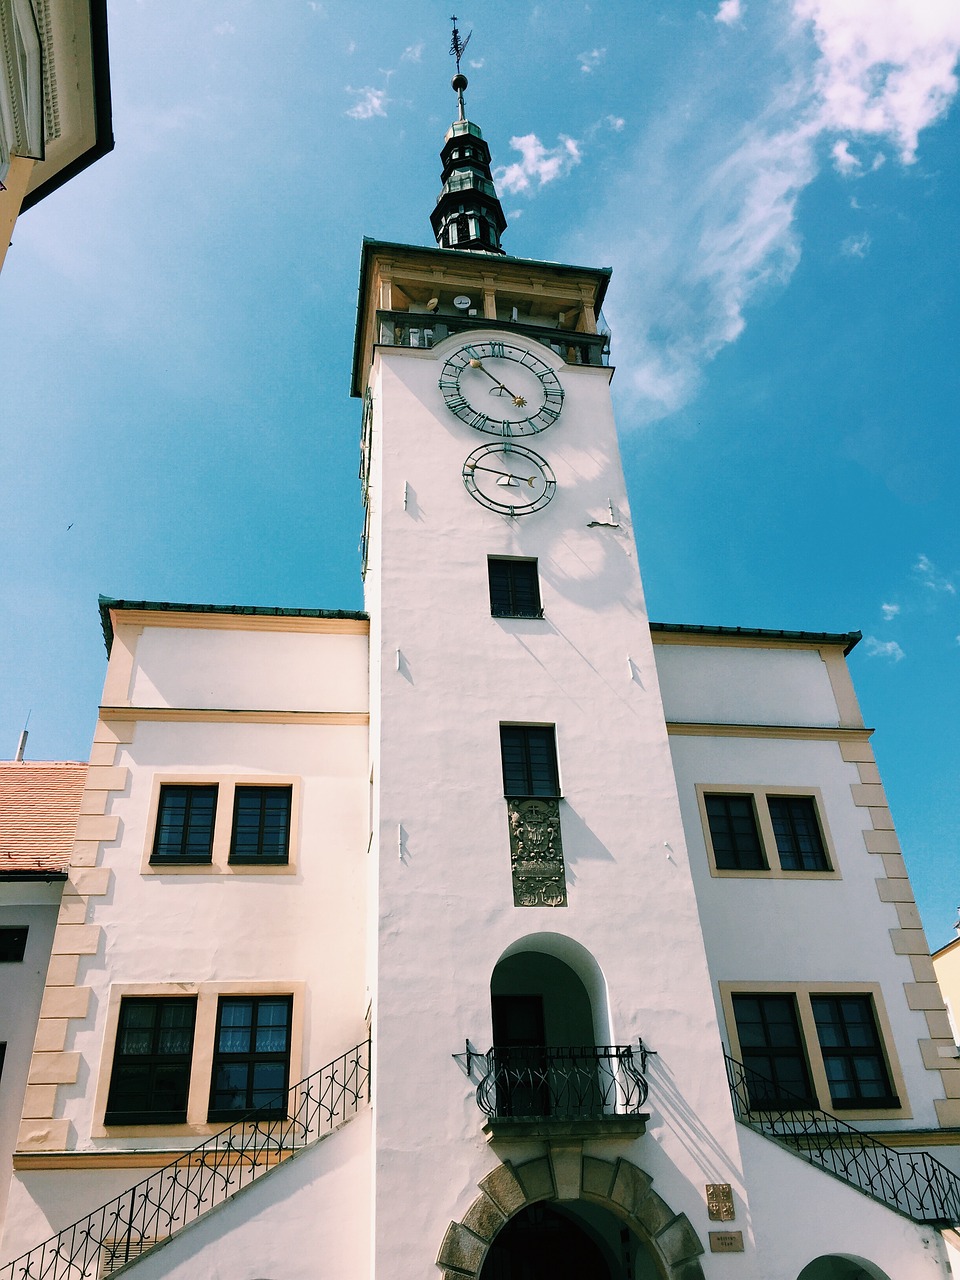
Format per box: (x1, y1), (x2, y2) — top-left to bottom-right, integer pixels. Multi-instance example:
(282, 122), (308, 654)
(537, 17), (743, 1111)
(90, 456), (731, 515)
(637, 1039), (656, 1074)
(453, 1040), (482, 1078)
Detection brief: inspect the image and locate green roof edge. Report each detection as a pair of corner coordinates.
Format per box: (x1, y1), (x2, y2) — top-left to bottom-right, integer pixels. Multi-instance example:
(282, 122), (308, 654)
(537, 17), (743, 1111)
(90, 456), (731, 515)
(649, 622), (862, 656)
(98, 596), (368, 656)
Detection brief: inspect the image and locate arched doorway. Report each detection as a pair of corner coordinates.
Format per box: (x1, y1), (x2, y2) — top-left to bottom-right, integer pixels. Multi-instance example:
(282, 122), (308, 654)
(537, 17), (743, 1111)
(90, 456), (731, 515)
(798, 1258), (892, 1280)
(437, 1151), (705, 1278)
(489, 949), (605, 1120)
(479, 1200), (664, 1280)
(479, 1203), (613, 1279)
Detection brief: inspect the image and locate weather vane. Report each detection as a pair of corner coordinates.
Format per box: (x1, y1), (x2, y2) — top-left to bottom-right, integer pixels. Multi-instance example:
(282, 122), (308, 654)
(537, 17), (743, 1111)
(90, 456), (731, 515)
(449, 16), (471, 73)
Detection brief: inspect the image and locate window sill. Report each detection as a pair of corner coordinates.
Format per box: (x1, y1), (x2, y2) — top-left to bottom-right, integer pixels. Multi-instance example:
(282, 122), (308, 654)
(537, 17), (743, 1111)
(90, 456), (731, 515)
(148, 858), (213, 868)
(103, 1113), (188, 1127)
(491, 611), (545, 620)
(226, 858), (290, 868)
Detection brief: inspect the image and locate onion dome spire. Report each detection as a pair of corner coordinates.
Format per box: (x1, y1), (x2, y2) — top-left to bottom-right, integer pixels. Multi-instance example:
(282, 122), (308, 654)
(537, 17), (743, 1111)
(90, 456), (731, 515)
(429, 18), (507, 255)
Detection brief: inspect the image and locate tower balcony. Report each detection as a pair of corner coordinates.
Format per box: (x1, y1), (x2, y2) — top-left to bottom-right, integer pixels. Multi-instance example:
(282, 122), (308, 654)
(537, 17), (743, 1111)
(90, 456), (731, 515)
(374, 308), (610, 367)
(475, 1044), (650, 1140)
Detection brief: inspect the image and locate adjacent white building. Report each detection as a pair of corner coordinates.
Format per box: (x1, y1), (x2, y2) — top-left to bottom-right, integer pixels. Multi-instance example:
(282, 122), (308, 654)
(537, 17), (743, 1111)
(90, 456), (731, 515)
(1, 64), (959, 1280)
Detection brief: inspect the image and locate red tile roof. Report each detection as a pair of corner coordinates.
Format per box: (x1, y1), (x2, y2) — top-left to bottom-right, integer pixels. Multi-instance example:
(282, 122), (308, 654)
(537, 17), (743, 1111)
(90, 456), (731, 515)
(0, 762), (87, 877)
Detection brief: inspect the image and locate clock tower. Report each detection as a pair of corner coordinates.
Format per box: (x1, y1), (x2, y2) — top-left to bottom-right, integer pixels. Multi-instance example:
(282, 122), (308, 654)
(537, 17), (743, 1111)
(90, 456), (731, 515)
(353, 65), (742, 1280)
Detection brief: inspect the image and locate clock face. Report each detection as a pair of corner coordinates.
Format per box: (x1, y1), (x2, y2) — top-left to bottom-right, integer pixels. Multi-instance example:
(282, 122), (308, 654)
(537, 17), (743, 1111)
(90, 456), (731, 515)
(439, 340), (564, 436)
(462, 442), (557, 515)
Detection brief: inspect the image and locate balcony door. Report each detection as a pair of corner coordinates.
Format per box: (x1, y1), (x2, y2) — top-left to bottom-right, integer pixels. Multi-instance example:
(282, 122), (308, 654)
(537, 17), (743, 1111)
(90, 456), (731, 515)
(492, 994), (549, 1117)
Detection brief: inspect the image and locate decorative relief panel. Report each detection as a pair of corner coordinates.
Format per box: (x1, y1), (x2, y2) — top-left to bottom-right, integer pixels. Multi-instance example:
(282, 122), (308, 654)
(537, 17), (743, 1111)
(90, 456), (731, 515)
(507, 797), (567, 907)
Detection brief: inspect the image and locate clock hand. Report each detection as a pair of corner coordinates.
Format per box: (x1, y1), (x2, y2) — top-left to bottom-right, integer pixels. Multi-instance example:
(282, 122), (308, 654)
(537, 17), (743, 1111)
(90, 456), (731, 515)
(466, 462), (537, 485)
(468, 358), (528, 408)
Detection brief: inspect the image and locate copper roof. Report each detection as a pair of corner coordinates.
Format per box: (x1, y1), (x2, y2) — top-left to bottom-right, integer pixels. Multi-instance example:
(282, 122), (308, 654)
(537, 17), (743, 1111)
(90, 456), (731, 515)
(0, 763), (87, 878)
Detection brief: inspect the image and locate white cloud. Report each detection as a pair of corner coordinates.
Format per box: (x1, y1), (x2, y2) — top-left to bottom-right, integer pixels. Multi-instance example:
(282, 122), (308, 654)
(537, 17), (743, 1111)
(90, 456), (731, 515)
(307, 1), (326, 12)
(881, 602), (900, 621)
(496, 134), (582, 195)
(213, 21), (235, 35)
(346, 39), (357, 54)
(840, 231), (871, 257)
(795, 0), (960, 163)
(402, 42), (424, 63)
(578, 48), (606, 74)
(607, 115), (626, 131)
(469, 58), (485, 70)
(583, 2), (960, 424)
(832, 139), (860, 173)
(715, 0), (743, 26)
(915, 553), (956, 594)
(865, 636), (906, 662)
(345, 87), (387, 120)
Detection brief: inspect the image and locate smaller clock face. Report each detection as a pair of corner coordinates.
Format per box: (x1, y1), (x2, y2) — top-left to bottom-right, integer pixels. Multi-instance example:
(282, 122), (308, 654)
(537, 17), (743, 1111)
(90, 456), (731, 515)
(440, 340), (564, 436)
(462, 442), (557, 516)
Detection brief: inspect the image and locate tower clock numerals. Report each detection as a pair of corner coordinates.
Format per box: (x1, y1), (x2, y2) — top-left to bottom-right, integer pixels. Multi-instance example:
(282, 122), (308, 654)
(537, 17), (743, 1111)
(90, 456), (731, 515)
(439, 339), (564, 436)
(462, 442), (556, 515)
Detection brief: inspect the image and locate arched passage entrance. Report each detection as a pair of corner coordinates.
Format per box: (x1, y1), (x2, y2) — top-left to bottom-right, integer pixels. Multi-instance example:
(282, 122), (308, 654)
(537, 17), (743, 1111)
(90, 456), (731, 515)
(478, 1201), (663, 1280)
(436, 1151), (704, 1278)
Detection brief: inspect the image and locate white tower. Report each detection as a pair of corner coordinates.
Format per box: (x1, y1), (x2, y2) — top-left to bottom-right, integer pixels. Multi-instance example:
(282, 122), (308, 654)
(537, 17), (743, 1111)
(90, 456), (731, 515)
(354, 58), (959, 1280)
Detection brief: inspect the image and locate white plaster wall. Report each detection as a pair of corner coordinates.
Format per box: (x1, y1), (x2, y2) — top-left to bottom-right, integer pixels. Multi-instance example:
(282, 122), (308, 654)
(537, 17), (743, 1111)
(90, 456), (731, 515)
(0, 1111), (371, 1277)
(669, 730), (945, 1129)
(58, 709), (369, 1152)
(0, 890), (62, 1230)
(126, 628), (368, 712)
(656, 642), (841, 726)
(365, 338), (756, 1275)
(106, 1110), (371, 1280)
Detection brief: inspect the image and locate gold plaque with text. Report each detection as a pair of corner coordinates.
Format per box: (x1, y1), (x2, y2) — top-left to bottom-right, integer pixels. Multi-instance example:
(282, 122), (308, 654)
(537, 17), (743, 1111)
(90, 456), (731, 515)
(709, 1231), (745, 1253)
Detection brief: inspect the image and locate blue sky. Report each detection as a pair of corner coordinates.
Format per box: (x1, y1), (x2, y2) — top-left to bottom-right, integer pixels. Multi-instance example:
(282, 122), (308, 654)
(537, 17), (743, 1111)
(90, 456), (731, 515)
(1, 0), (958, 946)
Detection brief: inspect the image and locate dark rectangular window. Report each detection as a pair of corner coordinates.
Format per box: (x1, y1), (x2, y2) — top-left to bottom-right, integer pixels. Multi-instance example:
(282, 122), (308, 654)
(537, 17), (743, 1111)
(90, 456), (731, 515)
(228, 786), (292, 864)
(150, 784), (218, 863)
(0, 927), (28, 962)
(488, 558), (542, 618)
(811, 995), (898, 1109)
(732, 994), (814, 1108)
(705, 796), (765, 870)
(105, 998), (197, 1125)
(500, 726), (560, 797)
(768, 796), (829, 871)
(208, 996), (293, 1121)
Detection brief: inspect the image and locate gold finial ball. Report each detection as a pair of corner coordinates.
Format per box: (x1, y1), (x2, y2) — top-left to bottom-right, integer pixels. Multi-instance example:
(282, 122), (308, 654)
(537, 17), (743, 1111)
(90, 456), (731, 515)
(452, 73), (468, 93)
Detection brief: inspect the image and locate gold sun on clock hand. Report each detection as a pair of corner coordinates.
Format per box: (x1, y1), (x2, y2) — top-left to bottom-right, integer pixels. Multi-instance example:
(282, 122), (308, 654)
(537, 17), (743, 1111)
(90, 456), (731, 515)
(469, 358), (527, 408)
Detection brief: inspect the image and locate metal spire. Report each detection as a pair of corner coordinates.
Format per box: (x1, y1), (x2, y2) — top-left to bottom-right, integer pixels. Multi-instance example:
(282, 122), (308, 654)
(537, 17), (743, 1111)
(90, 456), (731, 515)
(449, 15), (471, 119)
(430, 19), (506, 254)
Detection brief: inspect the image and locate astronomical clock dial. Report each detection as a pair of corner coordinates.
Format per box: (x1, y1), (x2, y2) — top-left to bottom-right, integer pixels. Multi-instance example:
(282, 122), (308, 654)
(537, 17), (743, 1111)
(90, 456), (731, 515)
(462, 442), (557, 515)
(439, 340), (564, 436)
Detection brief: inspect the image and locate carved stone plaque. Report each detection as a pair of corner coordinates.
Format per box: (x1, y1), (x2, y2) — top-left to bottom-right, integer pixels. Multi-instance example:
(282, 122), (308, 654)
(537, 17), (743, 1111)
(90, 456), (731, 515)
(709, 1231), (744, 1253)
(706, 1183), (735, 1221)
(507, 797), (567, 907)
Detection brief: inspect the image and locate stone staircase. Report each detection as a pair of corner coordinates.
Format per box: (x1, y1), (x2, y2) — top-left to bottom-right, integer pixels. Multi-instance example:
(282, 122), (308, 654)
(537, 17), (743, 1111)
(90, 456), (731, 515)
(0, 1039), (370, 1280)
(725, 1053), (960, 1225)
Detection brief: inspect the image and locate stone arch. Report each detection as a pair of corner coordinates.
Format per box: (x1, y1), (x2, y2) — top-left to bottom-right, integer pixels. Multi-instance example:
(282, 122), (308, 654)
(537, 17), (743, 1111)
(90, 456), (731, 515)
(436, 1149), (704, 1278)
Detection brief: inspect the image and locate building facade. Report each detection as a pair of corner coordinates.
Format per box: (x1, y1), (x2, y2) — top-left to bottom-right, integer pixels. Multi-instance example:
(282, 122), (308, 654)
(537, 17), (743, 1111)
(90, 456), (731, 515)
(0, 0), (112, 275)
(0, 68), (959, 1280)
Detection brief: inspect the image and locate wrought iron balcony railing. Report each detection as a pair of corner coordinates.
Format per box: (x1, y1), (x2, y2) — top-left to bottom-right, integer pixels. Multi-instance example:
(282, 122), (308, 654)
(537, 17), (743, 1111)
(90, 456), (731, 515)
(374, 309), (610, 367)
(477, 1044), (649, 1122)
(0, 1040), (370, 1280)
(725, 1053), (960, 1225)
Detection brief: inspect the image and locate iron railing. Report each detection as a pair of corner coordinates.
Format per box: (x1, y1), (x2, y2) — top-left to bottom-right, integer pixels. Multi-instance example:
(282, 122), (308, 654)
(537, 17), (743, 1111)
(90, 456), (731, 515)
(0, 1039), (370, 1280)
(477, 1044), (648, 1121)
(725, 1053), (960, 1225)
(374, 309), (610, 367)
